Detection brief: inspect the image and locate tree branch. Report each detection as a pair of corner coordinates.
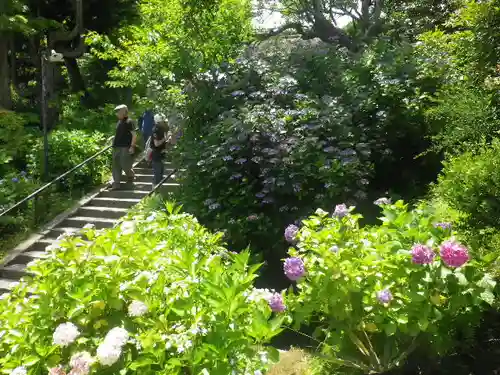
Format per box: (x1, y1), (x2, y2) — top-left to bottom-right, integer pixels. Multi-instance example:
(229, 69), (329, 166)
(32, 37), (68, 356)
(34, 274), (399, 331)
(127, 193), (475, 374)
(255, 22), (317, 41)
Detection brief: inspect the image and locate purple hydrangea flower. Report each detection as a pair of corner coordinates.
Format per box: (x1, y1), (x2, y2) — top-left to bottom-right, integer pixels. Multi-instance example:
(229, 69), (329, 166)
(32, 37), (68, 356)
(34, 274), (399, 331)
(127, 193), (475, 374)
(256, 192), (266, 198)
(374, 197), (391, 206)
(11, 177), (19, 183)
(377, 289), (393, 304)
(440, 241), (469, 268)
(229, 173), (243, 180)
(284, 224), (299, 243)
(230, 145), (241, 152)
(434, 222), (452, 230)
(20, 171), (27, 177)
(235, 158), (247, 164)
(208, 203), (220, 210)
(333, 204), (349, 218)
(267, 293), (286, 312)
(283, 257), (305, 281)
(411, 244), (435, 265)
(222, 155), (233, 161)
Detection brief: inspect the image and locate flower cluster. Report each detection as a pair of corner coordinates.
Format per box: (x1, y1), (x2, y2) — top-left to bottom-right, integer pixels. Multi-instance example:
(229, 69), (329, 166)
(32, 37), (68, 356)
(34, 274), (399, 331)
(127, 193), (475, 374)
(440, 240), (469, 268)
(411, 244), (435, 265)
(128, 300), (148, 317)
(53, 322), (80, 347)
(96, 327), (129, 366)
(284, 224), (299, 243)
(283, 257), (306, 281)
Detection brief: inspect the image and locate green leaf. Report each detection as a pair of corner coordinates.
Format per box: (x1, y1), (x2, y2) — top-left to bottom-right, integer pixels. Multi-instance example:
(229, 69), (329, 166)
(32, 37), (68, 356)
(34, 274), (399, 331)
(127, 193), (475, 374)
(479, 290), (495, 305)
(384, 322), (397, 336)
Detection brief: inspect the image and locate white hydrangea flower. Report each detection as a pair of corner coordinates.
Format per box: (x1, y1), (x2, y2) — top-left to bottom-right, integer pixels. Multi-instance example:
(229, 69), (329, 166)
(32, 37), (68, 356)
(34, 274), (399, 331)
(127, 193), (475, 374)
(11, 367), (27, 375)
(53, 322), (80, 347)
(104, 327), (129, 347)
(120, 221), (136, 235)
(96, 343), (122, 366)
(70, 351), (94, 374)
(128, 301), (148, 317)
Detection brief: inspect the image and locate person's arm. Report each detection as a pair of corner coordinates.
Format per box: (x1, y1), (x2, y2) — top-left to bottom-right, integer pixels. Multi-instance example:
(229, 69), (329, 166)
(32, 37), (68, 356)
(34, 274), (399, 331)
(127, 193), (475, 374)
(129, 120), (137, 153)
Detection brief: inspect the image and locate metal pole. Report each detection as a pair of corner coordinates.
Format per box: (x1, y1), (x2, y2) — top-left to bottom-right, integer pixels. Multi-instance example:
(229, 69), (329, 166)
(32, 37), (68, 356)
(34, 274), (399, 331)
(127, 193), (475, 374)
(40, 51), (49, 181)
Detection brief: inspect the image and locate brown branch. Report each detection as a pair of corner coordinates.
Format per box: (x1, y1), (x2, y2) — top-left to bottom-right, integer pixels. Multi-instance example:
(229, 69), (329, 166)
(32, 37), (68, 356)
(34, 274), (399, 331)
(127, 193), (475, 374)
(255, 22), (317, 41)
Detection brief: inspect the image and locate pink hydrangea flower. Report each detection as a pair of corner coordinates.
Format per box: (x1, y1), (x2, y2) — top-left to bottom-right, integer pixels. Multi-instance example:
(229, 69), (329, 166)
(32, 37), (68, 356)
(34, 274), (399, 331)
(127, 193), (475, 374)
(267, 293), (286, 312)
(440, 240), (469, 268)
(411, 244), (435, 265)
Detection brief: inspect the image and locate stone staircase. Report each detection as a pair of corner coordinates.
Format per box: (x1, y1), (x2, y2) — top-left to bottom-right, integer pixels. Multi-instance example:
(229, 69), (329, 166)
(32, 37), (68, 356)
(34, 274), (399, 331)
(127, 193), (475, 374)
(0, 159), (179, 294)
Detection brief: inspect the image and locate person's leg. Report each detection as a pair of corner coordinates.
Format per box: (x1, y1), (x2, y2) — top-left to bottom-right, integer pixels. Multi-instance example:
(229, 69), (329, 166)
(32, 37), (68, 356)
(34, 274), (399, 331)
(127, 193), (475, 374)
(111, 148), (122, 189)
(120, 147), (135, 182)
(152, 159), (163, 186)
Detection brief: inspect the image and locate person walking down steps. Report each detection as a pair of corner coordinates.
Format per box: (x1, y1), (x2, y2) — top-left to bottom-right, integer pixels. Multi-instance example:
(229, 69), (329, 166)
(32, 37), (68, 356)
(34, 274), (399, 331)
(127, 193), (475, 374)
(111, 104), (136, 190)
(149, 114), (170, 188)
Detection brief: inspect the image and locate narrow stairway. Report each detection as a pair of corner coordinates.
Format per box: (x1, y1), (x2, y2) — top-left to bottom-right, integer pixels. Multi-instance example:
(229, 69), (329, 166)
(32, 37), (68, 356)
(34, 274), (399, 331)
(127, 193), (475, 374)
(0, 159), (179, 294)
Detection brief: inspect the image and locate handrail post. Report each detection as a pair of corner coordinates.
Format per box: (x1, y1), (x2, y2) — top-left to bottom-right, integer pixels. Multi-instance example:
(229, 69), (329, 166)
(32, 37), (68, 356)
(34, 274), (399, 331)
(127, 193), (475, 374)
(40, 51), (50, 182)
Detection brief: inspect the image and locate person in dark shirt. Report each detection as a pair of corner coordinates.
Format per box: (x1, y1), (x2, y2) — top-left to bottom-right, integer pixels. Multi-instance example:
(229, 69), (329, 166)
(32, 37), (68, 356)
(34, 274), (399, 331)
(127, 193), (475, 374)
(150, 116), (171, 187)
(111, 104), (137, 189)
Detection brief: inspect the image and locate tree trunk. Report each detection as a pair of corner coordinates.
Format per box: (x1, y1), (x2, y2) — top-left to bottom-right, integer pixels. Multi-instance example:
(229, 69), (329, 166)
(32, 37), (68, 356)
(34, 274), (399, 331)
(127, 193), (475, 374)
(64, 56), (86, 93)
(0, 35), (12, 110)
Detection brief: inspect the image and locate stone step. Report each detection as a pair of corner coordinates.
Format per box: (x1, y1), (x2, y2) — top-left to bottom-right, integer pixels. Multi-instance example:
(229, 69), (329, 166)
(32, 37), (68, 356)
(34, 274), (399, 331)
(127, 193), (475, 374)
(0, 278), (19, 293)
(119, 181), (152, 191)
(87, 197), (141, 209)
(61, 216), (117, 230)
(12, 251), (49, 265)
(77, 206), (128, 220)
(134, 173), (154, 183)
(100, 190), (150, 199)
(25, 239), (59, 252)
(157, 183), (180, 193)
(0, 263), (31, 279)
(46, 227), (85, 239)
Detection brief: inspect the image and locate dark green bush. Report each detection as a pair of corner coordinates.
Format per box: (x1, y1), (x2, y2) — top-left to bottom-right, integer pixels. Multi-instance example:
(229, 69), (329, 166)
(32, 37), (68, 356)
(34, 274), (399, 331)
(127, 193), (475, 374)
(433, 139), (500, 230)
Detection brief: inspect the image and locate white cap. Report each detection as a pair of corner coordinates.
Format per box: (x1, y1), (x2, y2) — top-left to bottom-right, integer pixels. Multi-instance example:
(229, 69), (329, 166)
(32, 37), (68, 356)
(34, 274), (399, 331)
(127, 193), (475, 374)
(114, 104), (128, 111)
(154, 114), (164, 123)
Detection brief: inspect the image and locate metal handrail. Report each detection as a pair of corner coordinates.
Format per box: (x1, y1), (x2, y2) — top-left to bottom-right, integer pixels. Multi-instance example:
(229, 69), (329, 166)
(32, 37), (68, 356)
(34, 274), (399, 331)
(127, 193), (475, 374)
(0, 136), (114, 219)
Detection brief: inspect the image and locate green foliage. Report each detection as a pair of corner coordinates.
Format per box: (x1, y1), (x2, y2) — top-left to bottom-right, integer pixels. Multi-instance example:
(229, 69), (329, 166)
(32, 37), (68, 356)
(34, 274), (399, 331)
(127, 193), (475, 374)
(0, 110), (31, 173)
(424, 85), (500, 154)
(59, 95), (118, 134)
(0, 205), (284, 374)
(175, 55), (374, 259)
(285, 201), (496, 374)
(28, 130), (111, 187)
(433, 139), (500, 230)
(90, 0), (253, 92)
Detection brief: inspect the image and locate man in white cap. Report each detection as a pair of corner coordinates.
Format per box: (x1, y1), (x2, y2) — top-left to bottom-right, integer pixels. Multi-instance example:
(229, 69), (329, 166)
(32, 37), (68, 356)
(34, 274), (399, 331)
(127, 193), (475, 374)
(111, 104), (136, 189)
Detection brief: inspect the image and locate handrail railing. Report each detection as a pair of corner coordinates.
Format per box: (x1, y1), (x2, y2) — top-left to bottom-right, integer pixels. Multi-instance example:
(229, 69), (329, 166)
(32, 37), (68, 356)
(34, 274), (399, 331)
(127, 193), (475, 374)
(0, 136), (114, 219)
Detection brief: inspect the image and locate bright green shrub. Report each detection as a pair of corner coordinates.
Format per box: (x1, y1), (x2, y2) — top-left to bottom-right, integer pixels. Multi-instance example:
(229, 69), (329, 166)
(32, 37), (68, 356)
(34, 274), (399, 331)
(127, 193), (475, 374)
(0, 205), (285, 374)
(433, 139), (500, 229)
(283, 200), (496, 374)
(0, 110), (30, 175)
(28, 130), (111, 187)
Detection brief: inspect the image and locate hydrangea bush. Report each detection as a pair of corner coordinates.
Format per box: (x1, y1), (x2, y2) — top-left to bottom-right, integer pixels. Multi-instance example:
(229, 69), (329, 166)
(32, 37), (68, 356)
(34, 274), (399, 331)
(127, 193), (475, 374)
(176, 56), (374, 259)
(282, 200), (497, 373)
(0, 204), (285, 374)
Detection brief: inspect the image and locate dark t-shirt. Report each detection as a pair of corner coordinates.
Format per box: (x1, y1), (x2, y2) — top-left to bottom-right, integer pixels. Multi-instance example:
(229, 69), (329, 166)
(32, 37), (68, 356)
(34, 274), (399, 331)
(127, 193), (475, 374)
(113, 118), (135, 148)
(151, 125), (166, 161)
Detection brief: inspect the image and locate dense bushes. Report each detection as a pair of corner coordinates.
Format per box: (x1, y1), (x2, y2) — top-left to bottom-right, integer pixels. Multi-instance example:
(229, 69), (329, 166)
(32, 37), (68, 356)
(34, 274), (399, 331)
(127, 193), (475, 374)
(176, 58), (374, 261)
(283, 200), (496, 374)
(433, 140), (500, 230)
(0, 203), (285, 374)
(28, 129), (111, 186)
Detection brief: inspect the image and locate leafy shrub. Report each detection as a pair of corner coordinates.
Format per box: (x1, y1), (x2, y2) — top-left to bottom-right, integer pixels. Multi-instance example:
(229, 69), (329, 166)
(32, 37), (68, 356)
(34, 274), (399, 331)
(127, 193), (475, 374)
(0, 110), (30, 174)
(283, 200), (496, 374)
(0, 171), (41, 237)
(433, 139), (500, 230)
(28, 129), (111, 187)
(0, 204), (285, 374)
(176, 58), (374, 264)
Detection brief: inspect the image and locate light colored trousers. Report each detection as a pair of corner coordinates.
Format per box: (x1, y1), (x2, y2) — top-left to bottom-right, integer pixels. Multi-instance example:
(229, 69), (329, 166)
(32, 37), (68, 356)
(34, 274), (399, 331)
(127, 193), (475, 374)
(112, 147), (134, 187)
